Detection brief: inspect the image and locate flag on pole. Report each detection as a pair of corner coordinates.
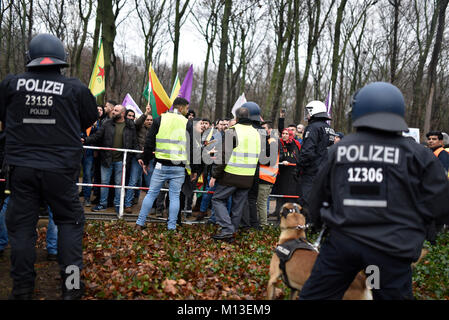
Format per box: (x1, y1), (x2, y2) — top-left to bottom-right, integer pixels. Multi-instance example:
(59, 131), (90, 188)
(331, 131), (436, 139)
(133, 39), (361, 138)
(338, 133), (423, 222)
(142, 66), (158, 118)
(178, 64), (193, 102)
(324, 81), (332, 119)
(88, 41), (105, 97)
(231, 93), (247, 117)
(122, 94), (143, 117)
(170, 74), (181, 103)
(148, 63), (172, 118)
(86, 41), (105, 136)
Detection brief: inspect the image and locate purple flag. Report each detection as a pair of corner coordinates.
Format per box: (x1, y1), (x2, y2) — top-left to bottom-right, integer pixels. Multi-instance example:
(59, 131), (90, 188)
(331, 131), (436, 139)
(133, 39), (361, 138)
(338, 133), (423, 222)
(178, 64), (193, 103)
(122, 93), (143, 117)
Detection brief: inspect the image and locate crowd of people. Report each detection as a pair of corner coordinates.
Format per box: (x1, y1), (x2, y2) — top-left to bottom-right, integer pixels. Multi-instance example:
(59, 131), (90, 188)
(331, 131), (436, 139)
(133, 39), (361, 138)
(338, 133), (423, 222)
(76, 98), (338, 233)
(1, 33), (448, 300)
(76, 95), (449, 238)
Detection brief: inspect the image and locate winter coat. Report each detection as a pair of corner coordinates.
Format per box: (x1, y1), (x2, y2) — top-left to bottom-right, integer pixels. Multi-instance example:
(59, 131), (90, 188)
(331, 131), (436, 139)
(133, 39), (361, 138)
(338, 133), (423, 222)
(85, 118), (138, 168)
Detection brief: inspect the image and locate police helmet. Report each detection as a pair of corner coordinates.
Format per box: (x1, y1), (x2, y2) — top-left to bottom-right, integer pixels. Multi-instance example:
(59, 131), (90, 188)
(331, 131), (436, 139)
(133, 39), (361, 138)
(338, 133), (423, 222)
(442, 132), (449, 147)
(241, 101), (262, 122)
(26, 33), (68, 68)
(304, 100), (330, 120)
(351, 82), (408, 132)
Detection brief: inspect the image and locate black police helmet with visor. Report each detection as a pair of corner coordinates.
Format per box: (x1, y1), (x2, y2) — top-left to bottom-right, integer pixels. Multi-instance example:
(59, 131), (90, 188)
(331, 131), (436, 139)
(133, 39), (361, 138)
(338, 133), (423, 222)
(351, 82), (408, 132)
(241, 101), (262, 122)
(26, 33), (69, 68)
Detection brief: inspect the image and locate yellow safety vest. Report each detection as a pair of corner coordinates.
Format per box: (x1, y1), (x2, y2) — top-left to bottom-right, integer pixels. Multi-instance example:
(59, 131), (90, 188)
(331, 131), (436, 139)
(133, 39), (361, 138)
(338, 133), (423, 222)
(224, 124), (261, 176)
(155, 112), (188, 162)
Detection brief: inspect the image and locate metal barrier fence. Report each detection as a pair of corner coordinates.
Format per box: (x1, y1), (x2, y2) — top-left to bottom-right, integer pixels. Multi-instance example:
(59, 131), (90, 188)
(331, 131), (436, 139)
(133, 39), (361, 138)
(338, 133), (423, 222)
(0, 146), (300, 222)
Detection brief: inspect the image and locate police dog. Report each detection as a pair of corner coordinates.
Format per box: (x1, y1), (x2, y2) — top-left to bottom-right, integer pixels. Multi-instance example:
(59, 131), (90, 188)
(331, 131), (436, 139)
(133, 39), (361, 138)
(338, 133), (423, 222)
(267, 203), (372, 300)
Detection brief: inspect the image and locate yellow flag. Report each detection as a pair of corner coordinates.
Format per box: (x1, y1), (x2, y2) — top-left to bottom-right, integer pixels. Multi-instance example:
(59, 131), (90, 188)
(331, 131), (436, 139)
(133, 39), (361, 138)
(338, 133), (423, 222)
(88, 41), (105, 97)
(149, 63), (172, 114)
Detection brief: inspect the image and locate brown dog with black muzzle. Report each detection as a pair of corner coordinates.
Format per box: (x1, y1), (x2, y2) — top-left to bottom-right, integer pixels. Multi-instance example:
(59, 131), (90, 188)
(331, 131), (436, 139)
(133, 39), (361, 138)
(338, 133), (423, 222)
(267, 203), (372, 300)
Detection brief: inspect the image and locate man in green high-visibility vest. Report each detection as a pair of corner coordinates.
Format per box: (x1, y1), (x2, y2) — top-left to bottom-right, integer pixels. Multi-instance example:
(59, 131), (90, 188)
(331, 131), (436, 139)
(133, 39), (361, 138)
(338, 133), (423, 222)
(209, 104), (262, 243)
(135, 97), (202, 231)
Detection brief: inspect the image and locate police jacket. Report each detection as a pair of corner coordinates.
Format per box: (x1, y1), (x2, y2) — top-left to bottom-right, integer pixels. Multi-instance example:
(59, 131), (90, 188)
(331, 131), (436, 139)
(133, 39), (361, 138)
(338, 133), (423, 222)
(297, 117), (334, 176)
(308, 129), (449, 261)
(0, 68), (98, 170)
(85, 118), (137, 168)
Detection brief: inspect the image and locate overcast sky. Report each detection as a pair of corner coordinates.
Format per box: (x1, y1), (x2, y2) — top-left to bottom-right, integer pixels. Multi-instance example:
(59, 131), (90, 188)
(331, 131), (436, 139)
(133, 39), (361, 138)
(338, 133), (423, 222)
(115, 8), (208, 70)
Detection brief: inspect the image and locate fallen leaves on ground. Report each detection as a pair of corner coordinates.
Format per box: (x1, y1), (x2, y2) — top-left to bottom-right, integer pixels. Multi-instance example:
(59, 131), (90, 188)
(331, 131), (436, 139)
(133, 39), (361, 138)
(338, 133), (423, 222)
(34, 220), (449, 300)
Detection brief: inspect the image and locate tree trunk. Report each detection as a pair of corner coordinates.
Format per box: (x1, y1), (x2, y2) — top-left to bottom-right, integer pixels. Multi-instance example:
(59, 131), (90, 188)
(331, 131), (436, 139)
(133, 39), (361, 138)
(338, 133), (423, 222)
(102, 0), (116, 101)
(423, 0), (448, 136)
(270, 1), (295, 122)
(390, 0), (401, 84)
(330, 0), (348, 130)
(410, 0), (438, 128)
(75, 0), (93, 79)
(171, 0), (190, 85)
(91, 0), (103, 73)
(214, 0), (232, 120)
(264, 0), (290, 119)
(198, 43), (212, 117)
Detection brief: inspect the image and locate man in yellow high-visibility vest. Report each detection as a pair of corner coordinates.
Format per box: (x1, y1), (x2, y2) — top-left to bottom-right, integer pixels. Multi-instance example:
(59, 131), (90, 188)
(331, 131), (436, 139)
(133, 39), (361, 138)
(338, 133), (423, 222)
(135, 98), (201, 231)
(209, 104), (262, 243)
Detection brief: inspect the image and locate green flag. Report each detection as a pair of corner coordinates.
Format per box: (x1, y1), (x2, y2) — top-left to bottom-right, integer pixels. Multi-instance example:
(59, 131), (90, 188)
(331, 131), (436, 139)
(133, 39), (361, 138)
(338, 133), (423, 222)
(142, 80), (159, 119)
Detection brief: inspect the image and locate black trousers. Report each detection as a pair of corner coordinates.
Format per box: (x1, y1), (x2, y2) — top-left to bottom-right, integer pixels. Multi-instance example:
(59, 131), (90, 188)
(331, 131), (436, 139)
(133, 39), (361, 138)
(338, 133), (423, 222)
(241, 177), (259, 228)
(299, 231), (415, 300)
(298, 174), (314, 208)
(6, 166), (84, 295)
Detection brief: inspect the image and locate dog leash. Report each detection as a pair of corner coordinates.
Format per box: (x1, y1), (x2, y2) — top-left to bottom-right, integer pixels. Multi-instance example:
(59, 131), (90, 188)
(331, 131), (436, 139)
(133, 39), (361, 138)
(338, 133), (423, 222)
(312, 227), (327, 250)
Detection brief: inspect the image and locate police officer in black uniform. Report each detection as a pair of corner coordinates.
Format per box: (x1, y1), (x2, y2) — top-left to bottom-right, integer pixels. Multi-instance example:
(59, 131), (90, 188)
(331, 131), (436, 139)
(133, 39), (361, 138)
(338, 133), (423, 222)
(299, 82), (449, 300)
(297, 100), (334, 213)
(0, 34), (98, 299)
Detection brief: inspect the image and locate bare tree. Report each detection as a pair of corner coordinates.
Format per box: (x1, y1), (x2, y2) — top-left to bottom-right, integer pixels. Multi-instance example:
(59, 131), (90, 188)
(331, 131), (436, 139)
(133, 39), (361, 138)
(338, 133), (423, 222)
(135, 0), (168, 105)
(190, 0), (223, 116)
(389, 0), (401, 84)
(214, 0), (232, 120)
(73, 0), (94, 79)
(264, 0), (296, 122)
(294, 0), (336, 124)
(409, 0), (439, 128)
(168, 0), (192, 85)
(423, 0), (449, 134)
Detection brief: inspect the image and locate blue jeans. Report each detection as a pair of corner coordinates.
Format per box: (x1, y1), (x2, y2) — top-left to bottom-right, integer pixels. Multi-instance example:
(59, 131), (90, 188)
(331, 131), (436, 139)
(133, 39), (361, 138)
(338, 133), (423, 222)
(200, 175), (215, 212)
(0, 197), (57, 254)
(100, 162), (123, 207)
(46, 209), (58, 255)
(136, 164), (185, 230)
(125, 158), (154, 207)
(0, 197), (9, 250)
(82, 151), (94, 200)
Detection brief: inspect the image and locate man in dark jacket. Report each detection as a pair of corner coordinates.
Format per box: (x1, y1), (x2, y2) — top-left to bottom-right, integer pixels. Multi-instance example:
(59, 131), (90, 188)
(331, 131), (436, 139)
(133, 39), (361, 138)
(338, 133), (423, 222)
(297, 100), (335, 213)
(299, 82), (449, 300)
(426, 131), (449, 174)
(84, 105), (137, 213)
(209, 105), (262, 242)
(0, 33), (98, 299)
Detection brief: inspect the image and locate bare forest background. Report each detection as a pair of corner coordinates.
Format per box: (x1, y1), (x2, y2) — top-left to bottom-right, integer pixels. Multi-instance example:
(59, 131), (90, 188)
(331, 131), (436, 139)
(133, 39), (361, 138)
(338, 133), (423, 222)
(1, 0), (448, 138)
